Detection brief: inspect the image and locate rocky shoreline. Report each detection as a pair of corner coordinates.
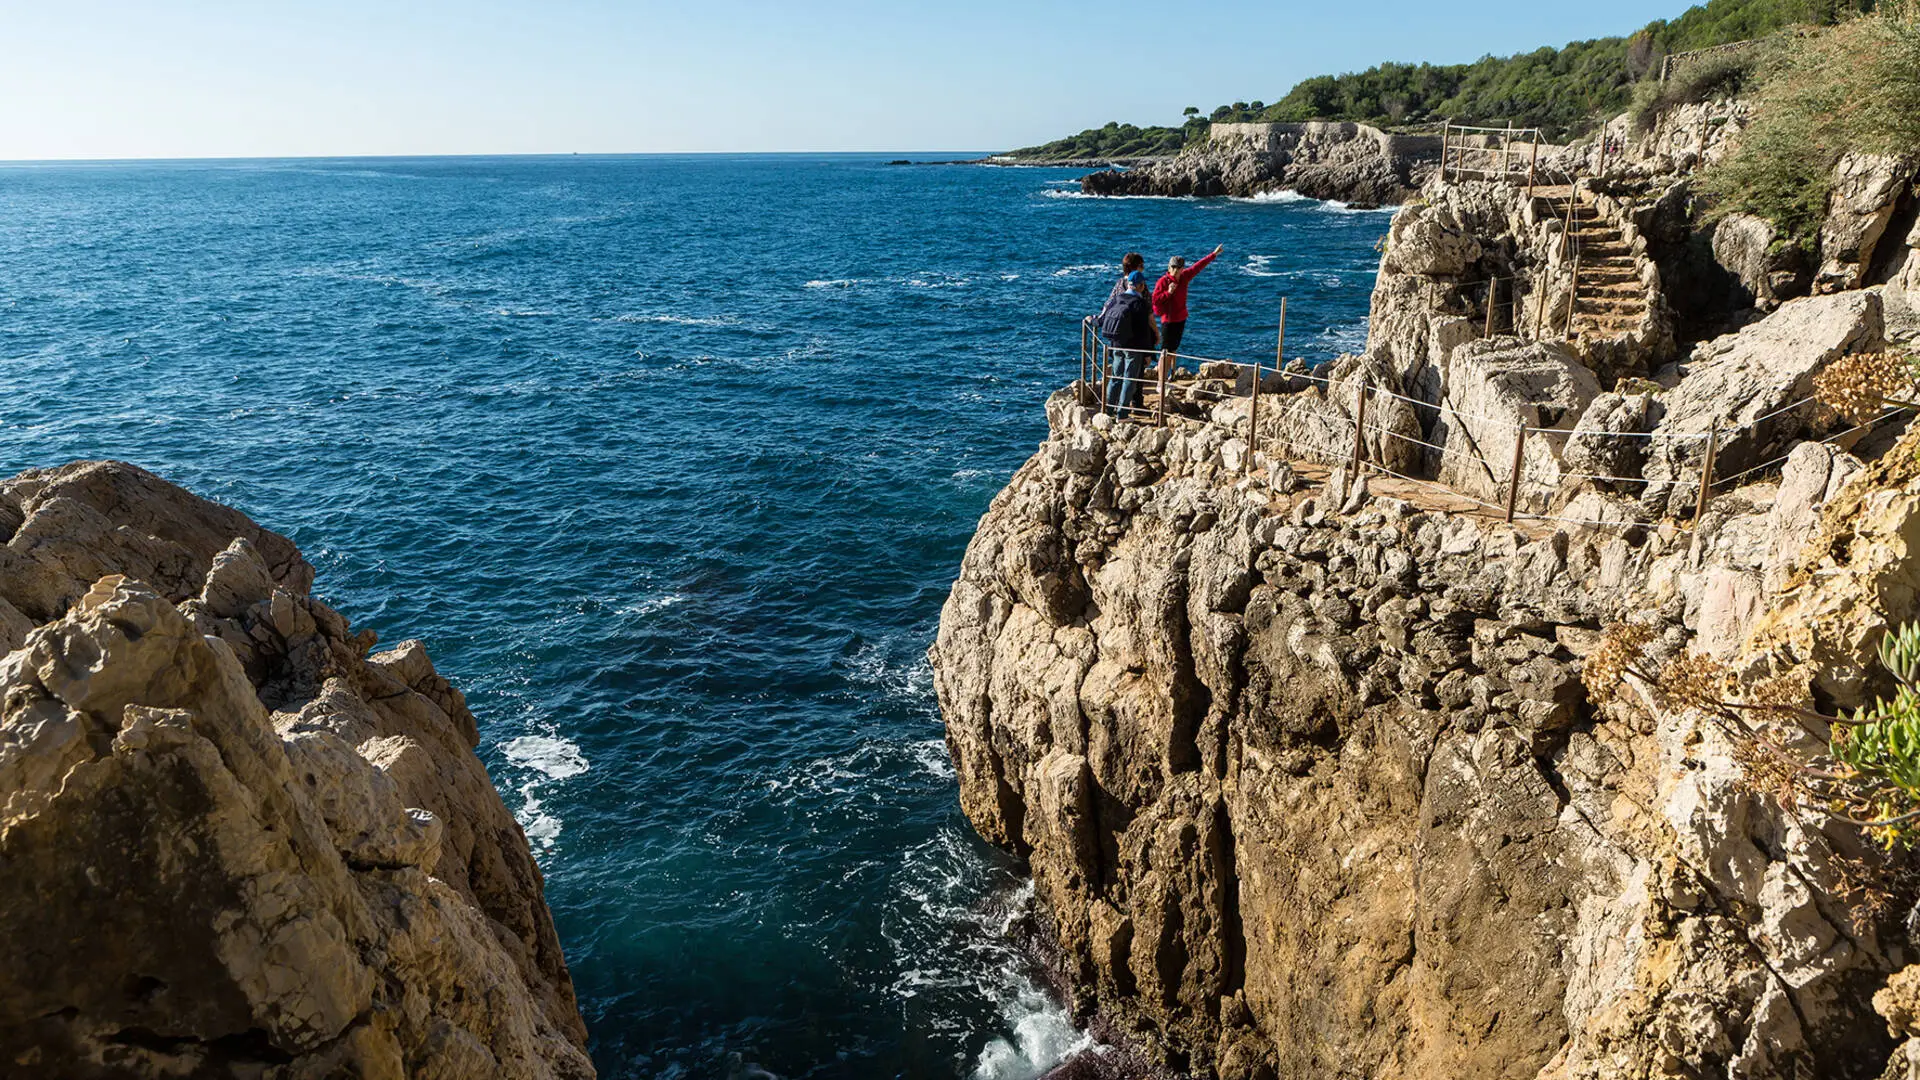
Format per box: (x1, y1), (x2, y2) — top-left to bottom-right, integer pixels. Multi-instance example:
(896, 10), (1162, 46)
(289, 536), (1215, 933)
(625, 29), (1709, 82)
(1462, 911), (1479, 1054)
(1076, 122), (1445, 206)
(0, 462), (593, 1078)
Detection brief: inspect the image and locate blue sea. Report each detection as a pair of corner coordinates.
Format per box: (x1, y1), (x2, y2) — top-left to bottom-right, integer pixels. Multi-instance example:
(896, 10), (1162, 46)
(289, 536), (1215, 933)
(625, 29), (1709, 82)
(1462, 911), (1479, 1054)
(0, 155), (1387, 1079)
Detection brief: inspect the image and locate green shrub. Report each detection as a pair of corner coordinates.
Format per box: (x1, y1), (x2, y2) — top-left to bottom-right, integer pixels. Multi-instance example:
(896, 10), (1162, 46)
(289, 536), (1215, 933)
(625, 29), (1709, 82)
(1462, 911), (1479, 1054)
(1631, 47), (1760, 132)
(1700, 2), (1920, 243)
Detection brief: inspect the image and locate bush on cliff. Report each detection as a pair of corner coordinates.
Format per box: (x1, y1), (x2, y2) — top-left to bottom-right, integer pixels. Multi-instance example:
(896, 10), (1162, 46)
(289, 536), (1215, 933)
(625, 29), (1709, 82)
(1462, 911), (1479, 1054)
(1700, 0), (1920, 245)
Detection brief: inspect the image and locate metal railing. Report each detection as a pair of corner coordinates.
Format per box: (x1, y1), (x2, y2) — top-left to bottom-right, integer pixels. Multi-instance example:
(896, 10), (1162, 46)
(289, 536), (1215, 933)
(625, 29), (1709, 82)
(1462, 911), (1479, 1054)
(1076, 314), (1908, 531)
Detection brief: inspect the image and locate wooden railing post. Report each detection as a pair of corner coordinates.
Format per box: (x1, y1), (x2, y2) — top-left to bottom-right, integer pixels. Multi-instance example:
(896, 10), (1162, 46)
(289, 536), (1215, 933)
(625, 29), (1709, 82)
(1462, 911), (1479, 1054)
(1503, 122), (1514, 179)
(1694, 426), (1720, 522)
(1526, 134), (1539, 200)
(1534, 271), (1548, 340)
(1440, 121), (1451, 182)
(1350, 377), (1369, 476)
(1485, 278), (1498, 337)
(1505, 425), (1528, 523)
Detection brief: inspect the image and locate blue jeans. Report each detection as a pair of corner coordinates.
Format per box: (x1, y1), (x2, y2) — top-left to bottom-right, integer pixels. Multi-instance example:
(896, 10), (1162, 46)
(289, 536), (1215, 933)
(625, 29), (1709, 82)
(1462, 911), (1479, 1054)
(1110, 348), (1148, 415)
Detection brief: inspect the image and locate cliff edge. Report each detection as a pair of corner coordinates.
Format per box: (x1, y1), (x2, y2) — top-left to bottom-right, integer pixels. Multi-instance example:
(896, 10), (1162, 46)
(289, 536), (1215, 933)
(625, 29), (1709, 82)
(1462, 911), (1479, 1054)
(0, 462), (593, 1079)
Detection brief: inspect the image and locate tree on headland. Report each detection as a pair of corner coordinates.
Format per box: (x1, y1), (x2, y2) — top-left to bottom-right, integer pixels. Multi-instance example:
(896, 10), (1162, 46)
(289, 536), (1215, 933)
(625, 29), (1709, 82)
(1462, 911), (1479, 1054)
(1006, 0), (1879, 157)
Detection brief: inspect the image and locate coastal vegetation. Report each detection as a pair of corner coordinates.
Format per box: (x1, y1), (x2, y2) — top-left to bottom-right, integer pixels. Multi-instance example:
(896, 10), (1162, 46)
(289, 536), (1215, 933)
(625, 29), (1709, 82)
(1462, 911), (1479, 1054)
(1697, 0), (1920, 245)
(1006, 0), (1874, 158)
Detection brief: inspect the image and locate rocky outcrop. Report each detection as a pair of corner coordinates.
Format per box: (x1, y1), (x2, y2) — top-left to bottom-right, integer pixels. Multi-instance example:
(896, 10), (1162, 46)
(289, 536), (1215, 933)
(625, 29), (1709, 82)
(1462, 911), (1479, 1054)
(1638, 289), (1886, 517)
(1817, 153), (1917, 294)
(0, 462), (592, 1079)
(1080, 123), (1441, 205)
(934, 394), (1908, 1079)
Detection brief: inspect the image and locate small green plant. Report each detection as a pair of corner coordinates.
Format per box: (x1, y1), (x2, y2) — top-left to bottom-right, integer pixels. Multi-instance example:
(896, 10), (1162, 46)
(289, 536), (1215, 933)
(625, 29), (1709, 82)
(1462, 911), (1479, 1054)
(1832, 624), (1920, 845)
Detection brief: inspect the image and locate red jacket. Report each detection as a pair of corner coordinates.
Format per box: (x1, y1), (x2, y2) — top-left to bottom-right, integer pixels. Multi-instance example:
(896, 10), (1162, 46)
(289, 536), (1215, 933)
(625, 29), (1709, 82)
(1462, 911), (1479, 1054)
(1151, 249), (1218, 324)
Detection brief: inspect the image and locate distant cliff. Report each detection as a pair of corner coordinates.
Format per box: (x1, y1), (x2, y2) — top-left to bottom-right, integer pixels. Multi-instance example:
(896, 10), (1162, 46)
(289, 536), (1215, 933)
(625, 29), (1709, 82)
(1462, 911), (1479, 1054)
(1078, 122), (1442, 206)
(0, 462), (593, 1079)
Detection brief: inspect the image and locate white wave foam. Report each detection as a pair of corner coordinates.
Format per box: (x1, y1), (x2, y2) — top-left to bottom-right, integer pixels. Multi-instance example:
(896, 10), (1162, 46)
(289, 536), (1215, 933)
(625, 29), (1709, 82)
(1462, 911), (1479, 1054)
(1039, 189), (1177, 201)
(618, 593), (687, 617)
(1241, 189), (1310, 203)
(519, 794), (563, 848)
(804, 278), (862, 289)
(608, 313), (740, 326)
(1050, 263), (1110, 278)
(970, 985), (1095, 1080)
(907, 273), (970, 289)
(491, 308), (555, 318)
(1318, 318), (1371, 355)
(504, 735), (590, 780)
(1242, 254), (1284, 278)
(908, 738), (955, 780)
(502, 734), (588, 851)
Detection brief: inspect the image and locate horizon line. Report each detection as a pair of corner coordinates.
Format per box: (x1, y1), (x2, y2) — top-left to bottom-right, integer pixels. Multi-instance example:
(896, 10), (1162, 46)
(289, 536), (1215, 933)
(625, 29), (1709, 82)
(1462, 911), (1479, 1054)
(0, 149), (1019, 167)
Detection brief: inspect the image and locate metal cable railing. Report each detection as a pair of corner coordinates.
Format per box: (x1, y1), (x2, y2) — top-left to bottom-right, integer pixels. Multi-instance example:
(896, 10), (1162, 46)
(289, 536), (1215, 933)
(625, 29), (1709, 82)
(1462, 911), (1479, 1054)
(1075, 315), (1907, 532)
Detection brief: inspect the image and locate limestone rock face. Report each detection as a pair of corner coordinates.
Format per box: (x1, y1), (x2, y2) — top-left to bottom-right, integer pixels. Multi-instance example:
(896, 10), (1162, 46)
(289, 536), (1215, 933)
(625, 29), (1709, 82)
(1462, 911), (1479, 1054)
(0, 461), (592, 1080)
(1817, 152), (1916, 294)
(935, 402), (1902, 1080)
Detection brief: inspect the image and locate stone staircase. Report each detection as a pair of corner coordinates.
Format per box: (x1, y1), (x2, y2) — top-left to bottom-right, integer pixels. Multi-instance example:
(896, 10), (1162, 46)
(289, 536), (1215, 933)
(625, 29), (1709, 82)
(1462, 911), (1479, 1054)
(1534, 186), (1647, 342)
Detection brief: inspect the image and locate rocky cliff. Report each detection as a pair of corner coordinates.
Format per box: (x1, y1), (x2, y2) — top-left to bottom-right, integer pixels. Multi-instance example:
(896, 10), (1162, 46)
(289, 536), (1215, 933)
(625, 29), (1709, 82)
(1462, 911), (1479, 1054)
(934, 382), (1919, 1079)
(1079, 123), (1442, 206)
(939, 97), (1920, 1079)
(0, 462), (593, 1079)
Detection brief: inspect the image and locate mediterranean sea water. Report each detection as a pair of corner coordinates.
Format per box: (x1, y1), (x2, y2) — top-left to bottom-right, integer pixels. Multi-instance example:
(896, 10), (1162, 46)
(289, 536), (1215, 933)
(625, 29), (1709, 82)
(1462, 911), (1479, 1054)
(0, 155), (1387, 1079)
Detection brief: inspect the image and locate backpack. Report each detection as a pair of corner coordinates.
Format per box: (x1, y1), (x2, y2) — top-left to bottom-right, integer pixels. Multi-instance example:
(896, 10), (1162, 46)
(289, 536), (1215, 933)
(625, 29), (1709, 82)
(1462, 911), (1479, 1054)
(1095, 291), (1133, 341)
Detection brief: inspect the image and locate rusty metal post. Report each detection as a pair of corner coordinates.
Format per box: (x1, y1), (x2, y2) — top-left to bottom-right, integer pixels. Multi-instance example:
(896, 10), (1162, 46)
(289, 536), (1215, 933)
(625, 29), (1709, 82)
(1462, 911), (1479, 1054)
(1485, 278), (1498, 337)
(1276, 297), (1287, 370)
(1440, 121), (1451, 182)
(1505, 425), (1528, 523)
(1098, 343), (1109, 413)
(1247, 362), (1261, 474)
(1155, 349), (1169, 427)
(1563, 245), (1582, 338)
(1694, 426), (1720, 522)
(1350, 377), (1369, 476)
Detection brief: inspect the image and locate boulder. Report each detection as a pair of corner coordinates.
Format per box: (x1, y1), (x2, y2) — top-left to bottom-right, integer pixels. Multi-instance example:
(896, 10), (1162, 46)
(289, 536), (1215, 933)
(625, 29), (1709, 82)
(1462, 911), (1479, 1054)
(1641, 290), (1886, 518)
(1562, 390), (1664, 492)
(1383, 203), (1482, 277)
(1763, 442), (1864, 591)
(1431, 339), (1603, 513)
(1712, 212), (1809, 308)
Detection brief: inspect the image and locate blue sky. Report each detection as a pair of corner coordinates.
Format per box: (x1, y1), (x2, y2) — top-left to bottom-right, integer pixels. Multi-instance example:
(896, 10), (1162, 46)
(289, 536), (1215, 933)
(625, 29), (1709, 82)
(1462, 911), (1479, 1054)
(2, 0), (1692, 159)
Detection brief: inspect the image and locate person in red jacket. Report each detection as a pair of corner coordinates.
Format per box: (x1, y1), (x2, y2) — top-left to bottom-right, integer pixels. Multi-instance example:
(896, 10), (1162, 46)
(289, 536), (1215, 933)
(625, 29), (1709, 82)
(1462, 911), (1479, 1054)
(1152, 244), (1223, 360)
